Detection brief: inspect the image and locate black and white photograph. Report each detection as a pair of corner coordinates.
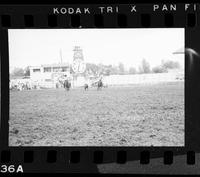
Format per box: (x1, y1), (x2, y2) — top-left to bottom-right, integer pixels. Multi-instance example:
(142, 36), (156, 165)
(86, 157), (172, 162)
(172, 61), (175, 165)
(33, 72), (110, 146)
(8, 28), (184, 146)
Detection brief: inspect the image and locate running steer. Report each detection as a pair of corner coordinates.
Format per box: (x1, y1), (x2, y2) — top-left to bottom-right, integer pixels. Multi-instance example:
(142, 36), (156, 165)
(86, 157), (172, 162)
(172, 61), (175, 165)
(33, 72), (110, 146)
(64, 79), (71, 91)
(84, 84), (89, 91)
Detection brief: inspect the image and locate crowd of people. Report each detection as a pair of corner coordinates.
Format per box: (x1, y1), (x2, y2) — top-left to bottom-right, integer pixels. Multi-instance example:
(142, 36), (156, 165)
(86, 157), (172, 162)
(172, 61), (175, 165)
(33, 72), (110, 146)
(9, 80), (40, 91)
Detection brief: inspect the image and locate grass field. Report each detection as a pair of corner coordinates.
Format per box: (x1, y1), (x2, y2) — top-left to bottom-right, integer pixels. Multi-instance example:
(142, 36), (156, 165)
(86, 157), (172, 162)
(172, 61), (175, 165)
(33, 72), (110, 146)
(9, 81), (184, 146)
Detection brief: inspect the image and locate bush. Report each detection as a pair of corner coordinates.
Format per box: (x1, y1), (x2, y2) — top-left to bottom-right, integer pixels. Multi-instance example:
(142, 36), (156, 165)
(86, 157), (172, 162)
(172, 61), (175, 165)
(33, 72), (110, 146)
(11, 67), (24, 77)
(152, 60), (181, 73)
(162, 60), (180, 70)
(152, 66), (167, 73)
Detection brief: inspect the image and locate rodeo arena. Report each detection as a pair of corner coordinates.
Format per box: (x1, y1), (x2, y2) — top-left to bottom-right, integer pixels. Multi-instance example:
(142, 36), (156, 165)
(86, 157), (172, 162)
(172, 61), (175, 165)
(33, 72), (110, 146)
(9, 46), (185, 147)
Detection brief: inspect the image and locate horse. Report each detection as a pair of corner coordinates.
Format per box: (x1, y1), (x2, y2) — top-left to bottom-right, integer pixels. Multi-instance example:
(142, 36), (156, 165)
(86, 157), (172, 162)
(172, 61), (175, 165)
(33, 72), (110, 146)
(97, 79), (103, 90)
(63, 79), (71, 91)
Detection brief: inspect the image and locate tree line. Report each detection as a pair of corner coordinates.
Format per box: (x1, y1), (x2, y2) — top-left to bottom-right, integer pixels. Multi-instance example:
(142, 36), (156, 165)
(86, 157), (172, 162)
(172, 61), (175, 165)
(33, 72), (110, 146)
(85, 59), (180, 76)
(10, 59), (180, 77)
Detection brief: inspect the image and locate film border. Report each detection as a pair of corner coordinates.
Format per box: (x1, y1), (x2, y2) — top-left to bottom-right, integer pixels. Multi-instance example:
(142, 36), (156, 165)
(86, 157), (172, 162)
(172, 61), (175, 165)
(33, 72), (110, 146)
(0, 3), (200, 174)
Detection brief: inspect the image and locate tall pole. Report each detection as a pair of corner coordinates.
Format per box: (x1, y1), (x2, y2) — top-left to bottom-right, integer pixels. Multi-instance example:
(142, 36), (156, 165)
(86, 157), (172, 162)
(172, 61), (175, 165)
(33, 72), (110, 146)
(60, 49), (63, 64)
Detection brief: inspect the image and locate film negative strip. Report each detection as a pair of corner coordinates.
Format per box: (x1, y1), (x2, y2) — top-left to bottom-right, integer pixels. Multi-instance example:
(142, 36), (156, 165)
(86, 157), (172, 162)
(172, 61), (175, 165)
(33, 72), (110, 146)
(0, 2), (200, 174)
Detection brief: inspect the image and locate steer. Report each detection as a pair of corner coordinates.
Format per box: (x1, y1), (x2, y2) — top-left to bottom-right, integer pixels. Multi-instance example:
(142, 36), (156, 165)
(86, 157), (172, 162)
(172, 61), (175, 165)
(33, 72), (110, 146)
(84, 83), (89, 91)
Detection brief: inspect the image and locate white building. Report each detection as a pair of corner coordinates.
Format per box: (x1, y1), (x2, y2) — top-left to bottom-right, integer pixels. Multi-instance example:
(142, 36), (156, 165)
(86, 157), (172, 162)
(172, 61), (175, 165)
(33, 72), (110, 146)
(29, 63), (71, 88)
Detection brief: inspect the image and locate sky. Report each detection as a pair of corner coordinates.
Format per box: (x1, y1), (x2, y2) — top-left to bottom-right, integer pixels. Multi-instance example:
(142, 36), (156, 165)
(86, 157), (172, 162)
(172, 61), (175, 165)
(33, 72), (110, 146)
(8, 28), (184, 72)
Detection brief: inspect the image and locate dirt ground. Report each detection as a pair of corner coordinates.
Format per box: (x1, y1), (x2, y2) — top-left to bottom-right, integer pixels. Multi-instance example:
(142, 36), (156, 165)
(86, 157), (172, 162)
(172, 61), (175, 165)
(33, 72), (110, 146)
(9, 81), (184, 146)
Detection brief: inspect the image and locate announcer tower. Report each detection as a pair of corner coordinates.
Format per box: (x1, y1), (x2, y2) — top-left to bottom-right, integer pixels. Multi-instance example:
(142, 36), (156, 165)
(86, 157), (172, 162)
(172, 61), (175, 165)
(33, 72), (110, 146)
(72, 46), (86, 74)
